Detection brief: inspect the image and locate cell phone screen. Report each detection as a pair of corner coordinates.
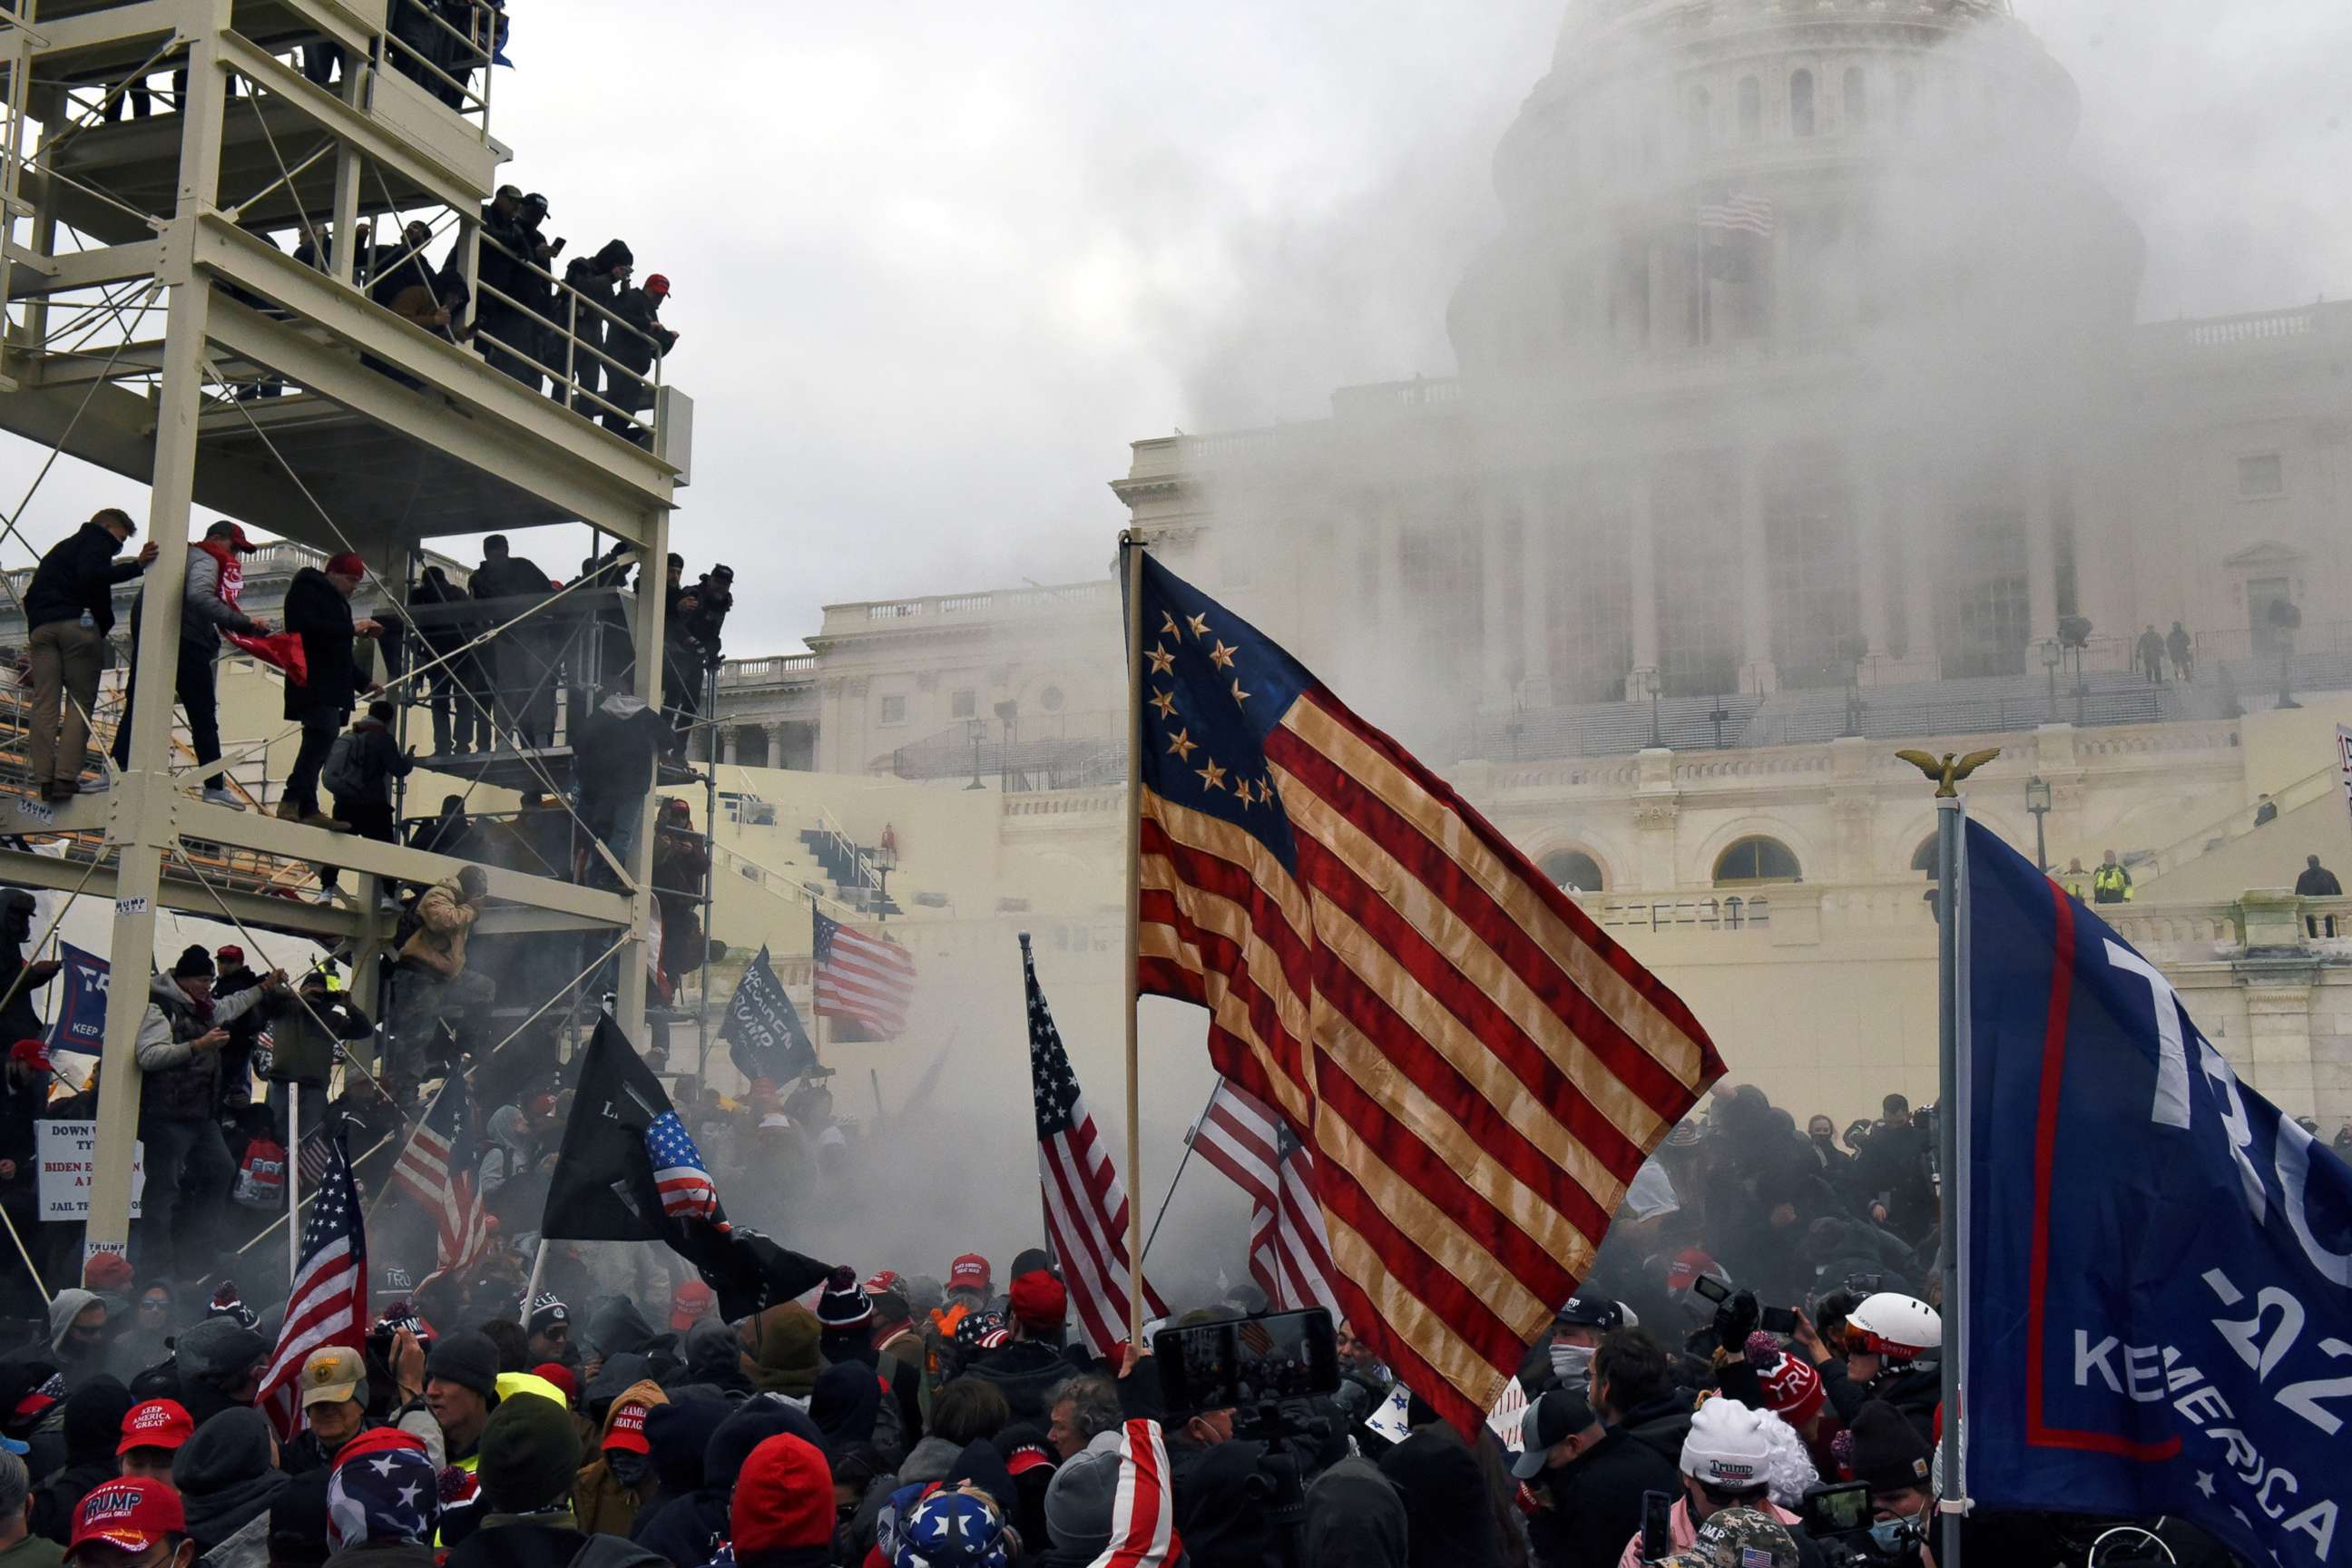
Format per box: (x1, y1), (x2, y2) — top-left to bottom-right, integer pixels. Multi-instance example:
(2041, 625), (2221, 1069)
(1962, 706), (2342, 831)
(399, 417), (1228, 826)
(1642, 1490), (1673, 1561)
(1759, 1306), (1800, 1335)
(1152, 1308), (1339, 1413)
(1691, 1274), (1731, 1304)
(1802, 1482), (1873, 1537)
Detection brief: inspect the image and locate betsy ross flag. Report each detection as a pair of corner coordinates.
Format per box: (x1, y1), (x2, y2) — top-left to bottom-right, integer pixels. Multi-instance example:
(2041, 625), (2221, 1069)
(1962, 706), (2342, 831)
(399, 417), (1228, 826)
(1129, 552), (1722, 1434)
(1023, 934), (1166, 1356)
(256, 1132), (367, 1441)
(813, 907), (916, 1040)
(387, 1081), (488, 1273)
(1189, 1080), (1341, 1318)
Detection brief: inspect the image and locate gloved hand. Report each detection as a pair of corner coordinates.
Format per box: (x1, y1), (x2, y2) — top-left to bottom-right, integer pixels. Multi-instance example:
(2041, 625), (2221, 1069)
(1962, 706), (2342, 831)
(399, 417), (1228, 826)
(1714, 1289), (1760, 1354)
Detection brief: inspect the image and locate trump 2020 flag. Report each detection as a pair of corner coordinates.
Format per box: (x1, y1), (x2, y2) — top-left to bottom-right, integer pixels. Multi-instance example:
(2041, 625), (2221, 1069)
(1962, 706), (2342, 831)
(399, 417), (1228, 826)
(1963, 817), (2352, 1568)
(44, 944), (109, 1054)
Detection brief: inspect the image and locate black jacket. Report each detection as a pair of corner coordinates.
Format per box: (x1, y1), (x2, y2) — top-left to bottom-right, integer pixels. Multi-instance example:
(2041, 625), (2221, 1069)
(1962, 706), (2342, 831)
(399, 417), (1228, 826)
(282, 567), (366, 720)
(956, 1340), (1067, 1425)
(2297, 867), (2343, 897)
(1615, 1391), (1695, 1472)
(1821, 1356), (1941, 1433)
(573, 702), (666, 811)
(469, 554), (554, 605)
(1528, 1426), (1680, 1568)
(606, 288), (676, 378)
(25, 522), (142, 633)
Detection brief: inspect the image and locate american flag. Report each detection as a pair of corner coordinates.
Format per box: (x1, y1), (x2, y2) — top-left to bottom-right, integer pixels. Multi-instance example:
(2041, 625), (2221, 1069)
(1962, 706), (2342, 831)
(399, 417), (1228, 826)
(388, 1081), (488, 1274)
(1023, 935), (1167, 1356)
(646, 1110), (720, 1221)
(296, 1126), (331, 1186)
(1698, 192), (1775, 237)
(256, 1132), (368, 1441)
(813, 907), (916, 1038)
(1130, 553), (1723, 1434)
(1088, 1419), (1181, 1568)
(1188, 1080), (1341, 1318)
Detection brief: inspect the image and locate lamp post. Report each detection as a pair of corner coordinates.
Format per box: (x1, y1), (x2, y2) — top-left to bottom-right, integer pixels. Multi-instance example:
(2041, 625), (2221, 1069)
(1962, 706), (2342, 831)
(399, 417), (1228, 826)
(2039, 637), (2062, 722)
(965, 719), (986, 790)
(1632, 666), (1662, 748)
(2026, 774), (2053, 872)
(873, 828), (897, 922)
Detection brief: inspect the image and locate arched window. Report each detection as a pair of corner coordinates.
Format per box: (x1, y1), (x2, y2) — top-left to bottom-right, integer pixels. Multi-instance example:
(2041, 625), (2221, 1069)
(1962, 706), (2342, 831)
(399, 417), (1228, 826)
(1910, 836), (1938, 877)
(1738, 77), (1761, 142)
(1790, 70), (1816, 137)
(1714, 837), (1803, 887)
(1844, 67), (1867, 132)
(1542, 850), (1606, 894)
(1687, 85), (1712, 152)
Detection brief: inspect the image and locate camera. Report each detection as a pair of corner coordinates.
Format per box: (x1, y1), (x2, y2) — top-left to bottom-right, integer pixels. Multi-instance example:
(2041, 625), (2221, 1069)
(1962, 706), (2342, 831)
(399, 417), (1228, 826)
(1154, 1307), (1340, 1422)
(1803, 1482), (1906, 1566)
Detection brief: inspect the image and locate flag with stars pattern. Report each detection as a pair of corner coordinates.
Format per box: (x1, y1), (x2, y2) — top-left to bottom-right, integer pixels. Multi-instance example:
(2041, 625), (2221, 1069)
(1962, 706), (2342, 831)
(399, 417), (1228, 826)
(1127, 549), (1725, 1436)
(648, 1109), (720, 1220)
(1024, 934), (1167, 1356)
(256, 1131), (368, 1442)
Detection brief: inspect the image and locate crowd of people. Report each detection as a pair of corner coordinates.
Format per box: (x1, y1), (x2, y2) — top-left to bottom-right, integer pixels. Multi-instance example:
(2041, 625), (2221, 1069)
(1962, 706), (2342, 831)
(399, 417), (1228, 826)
(0, 1067), (2304, 1568)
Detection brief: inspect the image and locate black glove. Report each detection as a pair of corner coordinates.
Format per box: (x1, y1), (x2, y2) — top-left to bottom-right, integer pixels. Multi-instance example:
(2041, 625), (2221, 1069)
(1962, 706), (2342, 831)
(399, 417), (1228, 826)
(1714, 1289), (1761, 1354)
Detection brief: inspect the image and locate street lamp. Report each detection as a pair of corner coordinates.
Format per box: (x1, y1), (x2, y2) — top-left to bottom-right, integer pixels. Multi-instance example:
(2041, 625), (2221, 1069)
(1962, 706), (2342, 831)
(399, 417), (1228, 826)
(2039, 637), (2062, 722)
(873, 828), (898, 922)
(2026, 774), (2053, 872)
(1632, 666), (1662, 749)
(965, 719), (987, 790)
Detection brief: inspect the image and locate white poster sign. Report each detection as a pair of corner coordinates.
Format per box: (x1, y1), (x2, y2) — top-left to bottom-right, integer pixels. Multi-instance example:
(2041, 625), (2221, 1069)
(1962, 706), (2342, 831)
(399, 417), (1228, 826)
(37, 1122), (143, 1220)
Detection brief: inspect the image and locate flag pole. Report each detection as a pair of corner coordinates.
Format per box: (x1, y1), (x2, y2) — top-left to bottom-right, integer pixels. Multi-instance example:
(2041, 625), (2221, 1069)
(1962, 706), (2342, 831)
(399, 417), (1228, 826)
(1120, 532), (1149, 1349)
(518, 1240), (548, 1328)
(809, 896), (827, 1069)
(287, 1093), (302, 1294)
(1935, 785), (1968, 1568)
(1018, 930), (1058, 1269)
(1141, 1080), (1222, 1266)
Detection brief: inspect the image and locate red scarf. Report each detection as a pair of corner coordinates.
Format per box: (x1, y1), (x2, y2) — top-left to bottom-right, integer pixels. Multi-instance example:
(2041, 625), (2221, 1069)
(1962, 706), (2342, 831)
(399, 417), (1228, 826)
(194, 539), (245, 609)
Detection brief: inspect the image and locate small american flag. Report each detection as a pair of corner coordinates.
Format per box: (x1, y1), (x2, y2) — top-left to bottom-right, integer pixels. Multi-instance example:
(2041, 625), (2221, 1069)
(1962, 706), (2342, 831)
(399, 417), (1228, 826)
(1698, 192), (1775, 237)
(1189, 1080), (1342, 1318)
(1087, 1419), (1181, 1568)
(646, 1110), (720, 1220)
(256, 1132), (368, 1441)
(296, 1127), (331, 1186)
(813, 908), (916, 1039)
(389, 1080), (488, 1274)
(1024, 936), (1165, 1357)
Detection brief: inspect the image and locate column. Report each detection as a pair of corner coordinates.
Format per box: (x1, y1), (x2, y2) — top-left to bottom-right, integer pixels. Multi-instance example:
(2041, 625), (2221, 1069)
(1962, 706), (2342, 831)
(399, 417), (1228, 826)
(1853, 452), (1891, 658)
(2024, 446), (2059, 645)
(1737, 448), (1775, 692)
(1628, 466), (1660, 696)
(1899, 467), (1938, 672)
(721, 727), (740, 766)
(1480, 486), (1515, 701)
(1519, 482), (1553, 704)
(612, 509), (669, 1044)
(768, 723), (790, 769)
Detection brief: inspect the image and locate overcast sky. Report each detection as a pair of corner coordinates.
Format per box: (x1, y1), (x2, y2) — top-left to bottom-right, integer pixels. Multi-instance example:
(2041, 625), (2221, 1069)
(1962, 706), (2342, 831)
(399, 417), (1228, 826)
(2, 0), (2346, 651)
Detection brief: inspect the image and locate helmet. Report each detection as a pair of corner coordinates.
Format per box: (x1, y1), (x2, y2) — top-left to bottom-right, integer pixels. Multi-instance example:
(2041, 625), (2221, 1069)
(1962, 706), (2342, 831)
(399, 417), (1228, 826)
(1846, 1292), (1941, 1361)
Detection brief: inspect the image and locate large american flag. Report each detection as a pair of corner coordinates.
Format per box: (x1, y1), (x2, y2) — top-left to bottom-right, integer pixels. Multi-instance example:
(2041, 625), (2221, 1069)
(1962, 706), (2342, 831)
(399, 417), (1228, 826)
(256, 1132), (368, 1441)
(812, 908), (916, 1038)
(1698, 191), (1775, 237)
(388, 1080), (488, 1274)
(1130, 553), (1723, 1434)
(1024, 935), (1167, 1356)
(646, 1110), (720, 1220)
(1087, 1419), (1181, 1568)
(1189, 1080), (1341, 1318)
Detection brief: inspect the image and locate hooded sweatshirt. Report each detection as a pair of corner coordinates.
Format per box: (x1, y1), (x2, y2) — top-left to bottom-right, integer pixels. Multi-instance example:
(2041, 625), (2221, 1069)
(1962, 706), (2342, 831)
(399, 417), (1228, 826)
(809, 1362), (879, 1455)
(574, 1377), (668, 1538)
(1305, 1455), (1410, 1568)
(680, 1321), (751, 1400)
(587, 1296), (671, 1365)
(173, 1406), (289, 1550)
(745, 1305), (818, 1402)
(45, 1289), (102, 1388)
(629, 1398), (825, 1568)
(32, 1376), (133, 1544)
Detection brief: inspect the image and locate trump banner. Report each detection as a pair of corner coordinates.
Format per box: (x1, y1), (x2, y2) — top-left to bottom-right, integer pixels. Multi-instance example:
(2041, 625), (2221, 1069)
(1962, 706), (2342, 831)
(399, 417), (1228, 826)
(1964, 818), (2352, 1568)
(44, 944), (109, 1054)
(718, 945), (818, 1085)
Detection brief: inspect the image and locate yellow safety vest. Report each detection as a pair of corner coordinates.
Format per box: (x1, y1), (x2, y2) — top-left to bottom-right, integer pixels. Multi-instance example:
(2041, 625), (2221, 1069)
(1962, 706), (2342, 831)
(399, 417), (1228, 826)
(2092, 865), (2132, 903)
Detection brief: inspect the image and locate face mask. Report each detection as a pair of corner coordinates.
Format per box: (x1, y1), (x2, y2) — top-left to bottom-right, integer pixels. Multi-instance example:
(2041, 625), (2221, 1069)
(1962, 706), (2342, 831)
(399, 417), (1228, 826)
(1868, 1514), (1923, 1555)
(606, 1450), (652, 1489)
(1550, 1344), (1593, 1383)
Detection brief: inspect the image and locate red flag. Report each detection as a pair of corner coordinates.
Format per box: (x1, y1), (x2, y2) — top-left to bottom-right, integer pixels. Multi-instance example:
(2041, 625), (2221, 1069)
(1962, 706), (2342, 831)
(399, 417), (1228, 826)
(227, 630), (309, 684)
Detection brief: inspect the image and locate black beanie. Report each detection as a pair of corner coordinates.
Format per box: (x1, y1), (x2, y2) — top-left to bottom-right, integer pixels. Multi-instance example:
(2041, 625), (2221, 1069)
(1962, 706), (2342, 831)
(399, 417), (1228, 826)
(426, 1330), (499, 1402)
(1848, 1400), (1935, 1493)
(172, 945), (214, 979)
(477, 1391), (582, 1513)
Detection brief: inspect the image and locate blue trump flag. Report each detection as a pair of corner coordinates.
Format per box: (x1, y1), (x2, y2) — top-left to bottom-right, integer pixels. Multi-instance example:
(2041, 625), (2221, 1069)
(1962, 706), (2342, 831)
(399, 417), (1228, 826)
(1964, 818), (2352, 1567)
(718, 946), (818, 1086)
(44, 943), (109, 1054)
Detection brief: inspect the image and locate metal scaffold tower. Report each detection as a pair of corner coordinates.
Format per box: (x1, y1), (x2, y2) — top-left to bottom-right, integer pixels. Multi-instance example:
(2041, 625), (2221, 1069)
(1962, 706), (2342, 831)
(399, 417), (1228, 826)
(0, 0), (694, 1259)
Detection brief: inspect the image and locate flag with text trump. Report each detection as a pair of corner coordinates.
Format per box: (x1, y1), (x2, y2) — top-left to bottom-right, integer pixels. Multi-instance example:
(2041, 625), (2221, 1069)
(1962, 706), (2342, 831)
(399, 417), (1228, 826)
(1128, 552), (1724, 1434)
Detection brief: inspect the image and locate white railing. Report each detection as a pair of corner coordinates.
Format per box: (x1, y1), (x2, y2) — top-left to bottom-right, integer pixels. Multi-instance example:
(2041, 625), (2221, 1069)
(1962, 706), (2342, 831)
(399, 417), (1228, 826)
(825, 580), (1113, 633)
(720, 654), (818, 686)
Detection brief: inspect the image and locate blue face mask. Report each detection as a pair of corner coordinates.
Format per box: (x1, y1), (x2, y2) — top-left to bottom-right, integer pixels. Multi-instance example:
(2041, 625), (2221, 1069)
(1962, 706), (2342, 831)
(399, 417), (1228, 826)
(1868, 1514), (1923, 1555)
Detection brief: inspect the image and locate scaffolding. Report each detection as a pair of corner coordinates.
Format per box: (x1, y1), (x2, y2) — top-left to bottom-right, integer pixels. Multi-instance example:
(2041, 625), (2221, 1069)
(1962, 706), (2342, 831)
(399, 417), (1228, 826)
(0, 0), (696, 1261)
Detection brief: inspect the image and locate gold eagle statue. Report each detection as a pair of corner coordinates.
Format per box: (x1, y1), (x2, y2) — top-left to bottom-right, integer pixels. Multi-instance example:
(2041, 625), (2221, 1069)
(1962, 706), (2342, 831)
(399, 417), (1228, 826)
(1895, 747), (2003, 798)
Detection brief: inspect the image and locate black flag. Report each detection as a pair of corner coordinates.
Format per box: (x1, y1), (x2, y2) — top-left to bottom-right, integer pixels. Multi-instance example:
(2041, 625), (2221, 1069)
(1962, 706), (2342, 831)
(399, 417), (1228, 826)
(668, 1218), (833, 1324)
(542, 1016), (717, 1241)
(719, 946), (818, 1084)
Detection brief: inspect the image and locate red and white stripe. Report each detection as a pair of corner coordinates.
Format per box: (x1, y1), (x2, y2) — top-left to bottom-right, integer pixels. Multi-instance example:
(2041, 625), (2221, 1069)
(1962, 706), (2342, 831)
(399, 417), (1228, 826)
(1085, 1419), (1181, 1568)
(1041, 1090), (1169, 1357)
(1699, 193), (1775, 237)
(254, 1147), (368, 1442)
(815, 919), (916, 1037)
(1190, 1081), (1342, 1317)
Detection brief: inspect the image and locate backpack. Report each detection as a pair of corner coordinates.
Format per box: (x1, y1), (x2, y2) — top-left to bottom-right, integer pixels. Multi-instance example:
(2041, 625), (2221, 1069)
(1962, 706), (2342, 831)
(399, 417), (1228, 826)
(232, 1139), (286, 1209)
(320, 730), (369, 801)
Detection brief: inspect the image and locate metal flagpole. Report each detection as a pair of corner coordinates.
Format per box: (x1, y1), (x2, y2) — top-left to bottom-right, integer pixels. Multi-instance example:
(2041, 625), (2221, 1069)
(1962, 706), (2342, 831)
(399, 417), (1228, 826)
(518, 1241), (548, 1328)
(1936, 787), (1968, 1568)
(1120, 533), (1150, 1349)
(809, 895), (827, 1070)
(287, 1093), (302, 1292)
(1141, 1081), (1222, 1265)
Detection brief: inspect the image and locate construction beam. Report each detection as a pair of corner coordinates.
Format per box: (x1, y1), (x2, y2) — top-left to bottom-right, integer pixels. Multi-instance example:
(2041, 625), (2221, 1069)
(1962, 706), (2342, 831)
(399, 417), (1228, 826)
(175, 798), (634, 926)
(18, 2), (180, 67)
(4, 238), (165, 298)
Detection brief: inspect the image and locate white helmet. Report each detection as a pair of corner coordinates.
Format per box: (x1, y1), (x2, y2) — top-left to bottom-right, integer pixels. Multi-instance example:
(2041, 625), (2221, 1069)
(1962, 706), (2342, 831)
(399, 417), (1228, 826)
(1846, 1292), (1941, 1361)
